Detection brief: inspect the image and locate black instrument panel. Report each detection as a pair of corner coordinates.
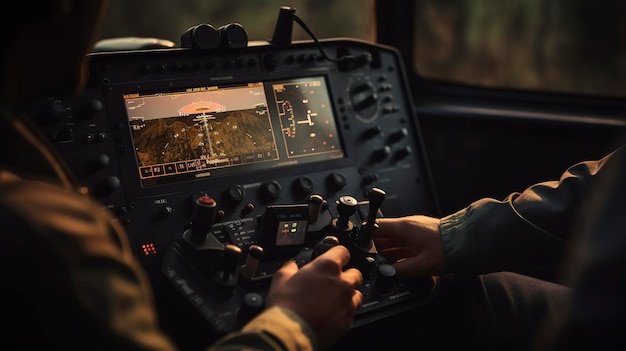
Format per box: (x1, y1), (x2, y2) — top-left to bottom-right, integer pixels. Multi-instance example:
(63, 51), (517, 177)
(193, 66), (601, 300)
(36, 38), (440, 345)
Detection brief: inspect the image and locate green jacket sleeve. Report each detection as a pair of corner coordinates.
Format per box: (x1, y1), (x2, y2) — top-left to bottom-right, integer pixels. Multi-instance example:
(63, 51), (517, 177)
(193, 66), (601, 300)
(0, 172), (315, 351)
(208, 306), (316, 351)
(439, 145), (625, 276)
(0, 172), (180, 350)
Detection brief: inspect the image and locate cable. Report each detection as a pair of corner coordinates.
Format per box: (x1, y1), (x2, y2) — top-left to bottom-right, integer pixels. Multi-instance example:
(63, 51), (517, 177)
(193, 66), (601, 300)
(292, 14), (340, 63)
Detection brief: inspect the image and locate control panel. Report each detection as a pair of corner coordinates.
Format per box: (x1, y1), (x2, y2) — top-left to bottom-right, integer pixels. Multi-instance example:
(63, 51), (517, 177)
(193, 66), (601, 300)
(34, 37), (440, 346)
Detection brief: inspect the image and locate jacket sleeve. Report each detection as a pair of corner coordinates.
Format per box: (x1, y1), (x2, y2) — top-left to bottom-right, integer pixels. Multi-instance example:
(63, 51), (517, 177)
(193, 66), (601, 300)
(439, 145), (625, 276)
(207, 306), (316, 351)
(0, 174), (180, 351)
(0, 173), (316, 351)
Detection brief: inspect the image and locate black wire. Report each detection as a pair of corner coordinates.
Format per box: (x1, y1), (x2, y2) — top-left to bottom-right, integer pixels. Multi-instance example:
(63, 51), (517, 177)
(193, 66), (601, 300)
(292, 14), (340, 63)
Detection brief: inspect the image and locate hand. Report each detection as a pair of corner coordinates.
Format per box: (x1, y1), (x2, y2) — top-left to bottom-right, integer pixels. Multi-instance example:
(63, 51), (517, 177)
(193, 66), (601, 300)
(266, 245), (363, 350)
(374, 215), (447, 277)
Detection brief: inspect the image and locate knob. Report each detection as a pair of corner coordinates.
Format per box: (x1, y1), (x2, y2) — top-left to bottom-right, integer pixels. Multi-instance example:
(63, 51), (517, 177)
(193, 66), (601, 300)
(354, 91), (378, 110)
(240, 245), (264, 280)
(372, 145), (391, 162)
(260, 180), (282, 202)
(96, 176), (121, 195)
(326, 171), (347, 192)
(349, 81), (378, 121)
(225, 185), (245, 204)
(311, 236), (339, 260)
(218, 23), (248, 48)
(181, 23), (219, 50)
(394, 145), (413, 160)
(262, 54), (278, 71)
(238, 292), (264, 323)
(77, 99), (103, 120)
(389, 128), (408, 143)
(375, 263), (396, 295)
(361, 125), (382, 140)
(220, 244), (242, 283)
(307, 194), (324, 223)
(240, 203), (255, 216)
(158, 205), (174, 218)
(334, 196), (357, 231)
(294, 176), (315, 196)
(357, 188), (386, 250)
(89, 153), (110, 172)
(37, 99), (66, 123)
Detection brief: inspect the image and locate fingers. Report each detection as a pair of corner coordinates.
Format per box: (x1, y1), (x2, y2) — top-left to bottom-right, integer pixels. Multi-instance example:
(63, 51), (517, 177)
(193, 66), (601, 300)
(310, 244), (351, 271)
(352, 289), (363, 308)
(272, 259), (298, 285)
(372, 217), (405, 239)
(377, 246), (411, 262)
(325, 244), (351, 267)
(342, 267), (363, 289)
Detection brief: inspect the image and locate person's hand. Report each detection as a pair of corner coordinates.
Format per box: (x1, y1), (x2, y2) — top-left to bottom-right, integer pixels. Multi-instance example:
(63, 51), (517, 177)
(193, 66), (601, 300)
(373, 215), (447, 277)
(266, 245), (363, 350)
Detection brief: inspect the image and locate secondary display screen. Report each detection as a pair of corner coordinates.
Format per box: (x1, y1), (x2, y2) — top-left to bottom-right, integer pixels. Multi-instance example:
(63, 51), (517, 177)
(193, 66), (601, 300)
(123, 77), (344, 187)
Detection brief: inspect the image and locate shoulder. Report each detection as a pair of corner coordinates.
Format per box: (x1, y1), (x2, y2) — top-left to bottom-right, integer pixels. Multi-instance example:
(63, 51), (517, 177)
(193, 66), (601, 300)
(0, 170), (129, 254)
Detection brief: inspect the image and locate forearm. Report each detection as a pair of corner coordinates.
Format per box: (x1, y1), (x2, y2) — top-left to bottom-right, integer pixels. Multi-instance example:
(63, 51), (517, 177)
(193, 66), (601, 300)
(440, 146), (624, 276)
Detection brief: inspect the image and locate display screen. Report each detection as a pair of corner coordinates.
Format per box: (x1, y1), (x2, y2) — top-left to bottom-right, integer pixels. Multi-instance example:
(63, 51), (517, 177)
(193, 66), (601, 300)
(275, 220), (308, 247)
(123, 77), (344, 187)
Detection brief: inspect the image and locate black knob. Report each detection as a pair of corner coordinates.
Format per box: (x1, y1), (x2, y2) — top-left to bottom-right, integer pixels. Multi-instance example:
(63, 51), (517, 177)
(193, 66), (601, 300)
(389, 128), (408, 143)
(350, 82), (378, 110)
(218, 23), (248, 48)
(335, 196), (357, 231)
(160, 206), (175, 218)
(260, 180), (282, 202)
(225, 185), (245, 204)
(96, 176), (120, 195)
(294, 176), (315, 196)
(77, 99), (103, 120)
(326, 171), (347, 192)
(262, 54), (278, 71)
(89, 153), (110, 172)
(238, 292), (264, 323)
(311, 236), (339, 260)
(372, 145), (391, 161)
(394, 146), (413, 160)
(375, 263), (396, 295)
(362, 125), (383, 140)
(181, 23), (219, 50)
(37, 100), (66, 124)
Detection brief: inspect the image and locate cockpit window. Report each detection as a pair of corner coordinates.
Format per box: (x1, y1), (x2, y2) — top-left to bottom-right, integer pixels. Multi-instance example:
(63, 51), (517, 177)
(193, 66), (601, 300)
(413, 0), (626, 97)
(99, 0), (374, 45)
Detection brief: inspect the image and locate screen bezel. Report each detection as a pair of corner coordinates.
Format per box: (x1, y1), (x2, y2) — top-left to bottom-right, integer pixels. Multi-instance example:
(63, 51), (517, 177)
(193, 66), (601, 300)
(104, 73), (352, 200)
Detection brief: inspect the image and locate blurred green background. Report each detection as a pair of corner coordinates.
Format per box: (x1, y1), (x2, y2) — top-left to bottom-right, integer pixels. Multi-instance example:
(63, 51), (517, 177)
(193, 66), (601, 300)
(415, 0), (626, 97)
(99, 0), (373, 44)
(99, 0), (626, 98)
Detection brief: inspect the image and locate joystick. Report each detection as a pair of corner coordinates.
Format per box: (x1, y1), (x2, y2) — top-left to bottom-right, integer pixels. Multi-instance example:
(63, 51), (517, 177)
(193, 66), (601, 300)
(307, 194), (324, 224)
(161, 186), (437, 337)
(240, 244), (264, 281)
(356, 187), (386, 251)
(187, 194), (217, 244)
(333, 195), (358, 233)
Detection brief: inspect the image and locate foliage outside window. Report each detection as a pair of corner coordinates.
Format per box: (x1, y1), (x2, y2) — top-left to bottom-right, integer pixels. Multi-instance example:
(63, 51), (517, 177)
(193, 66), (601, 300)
(99, 0), (373, 46)
(413, 0), (626, 97)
